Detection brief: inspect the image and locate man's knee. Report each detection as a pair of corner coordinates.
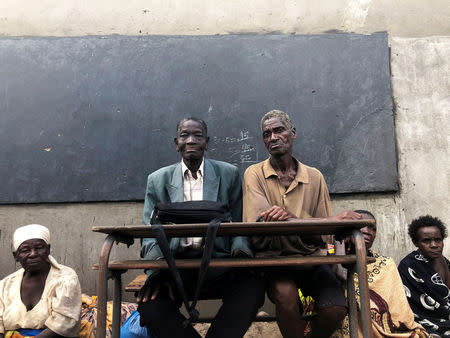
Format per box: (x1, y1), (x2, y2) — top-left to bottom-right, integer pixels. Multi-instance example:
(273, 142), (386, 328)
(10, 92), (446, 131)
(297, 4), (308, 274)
(271, 279), (299, 308)
(317, 305), (347, 322)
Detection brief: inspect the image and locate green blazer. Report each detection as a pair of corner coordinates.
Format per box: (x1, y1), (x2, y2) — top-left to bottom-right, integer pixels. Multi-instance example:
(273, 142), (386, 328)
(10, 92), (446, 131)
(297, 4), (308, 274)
(141, 158), (252, 276)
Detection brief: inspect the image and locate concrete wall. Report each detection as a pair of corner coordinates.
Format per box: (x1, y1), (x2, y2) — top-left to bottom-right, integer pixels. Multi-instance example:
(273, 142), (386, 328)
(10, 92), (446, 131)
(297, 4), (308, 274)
(1, 1), (449, 296)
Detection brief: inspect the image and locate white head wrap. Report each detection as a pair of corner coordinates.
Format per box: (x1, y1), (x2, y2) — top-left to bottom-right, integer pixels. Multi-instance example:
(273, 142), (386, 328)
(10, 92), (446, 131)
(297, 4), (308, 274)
(13, 224), (50, 252)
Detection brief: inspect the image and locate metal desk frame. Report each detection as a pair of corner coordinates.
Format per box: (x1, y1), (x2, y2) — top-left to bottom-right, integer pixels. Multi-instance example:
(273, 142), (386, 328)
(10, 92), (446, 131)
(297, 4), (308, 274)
(93, 219), (374, 338)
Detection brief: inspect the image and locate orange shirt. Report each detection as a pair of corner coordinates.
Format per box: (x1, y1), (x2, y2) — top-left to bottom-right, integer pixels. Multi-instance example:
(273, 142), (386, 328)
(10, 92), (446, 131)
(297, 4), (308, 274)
(243, 158), (331, 257)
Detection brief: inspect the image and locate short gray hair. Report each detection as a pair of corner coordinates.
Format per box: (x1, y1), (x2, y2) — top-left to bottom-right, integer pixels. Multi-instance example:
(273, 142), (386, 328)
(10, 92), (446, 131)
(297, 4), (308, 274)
(176, 117), (208, 137)
(260, 110), (294, 132)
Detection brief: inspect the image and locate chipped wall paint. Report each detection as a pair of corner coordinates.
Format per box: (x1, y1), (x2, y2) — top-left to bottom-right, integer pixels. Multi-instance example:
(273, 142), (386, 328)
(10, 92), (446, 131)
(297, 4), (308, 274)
(341, 0), (373, 32)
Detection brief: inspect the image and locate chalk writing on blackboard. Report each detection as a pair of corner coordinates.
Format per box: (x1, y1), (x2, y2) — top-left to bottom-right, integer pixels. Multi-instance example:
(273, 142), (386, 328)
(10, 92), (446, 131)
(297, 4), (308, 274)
(211, 129), (259, 167)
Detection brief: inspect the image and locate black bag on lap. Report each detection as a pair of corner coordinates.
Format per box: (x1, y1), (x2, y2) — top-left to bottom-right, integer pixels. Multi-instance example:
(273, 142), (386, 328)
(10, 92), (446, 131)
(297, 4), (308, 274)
(150, 200), (231, 327)
(151, 200), (231, 224)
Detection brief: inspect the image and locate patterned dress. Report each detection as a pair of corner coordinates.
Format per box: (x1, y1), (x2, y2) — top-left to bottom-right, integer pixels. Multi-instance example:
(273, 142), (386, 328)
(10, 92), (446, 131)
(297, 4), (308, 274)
(399, 250), (450, 337)
(334, 251), (428, 338)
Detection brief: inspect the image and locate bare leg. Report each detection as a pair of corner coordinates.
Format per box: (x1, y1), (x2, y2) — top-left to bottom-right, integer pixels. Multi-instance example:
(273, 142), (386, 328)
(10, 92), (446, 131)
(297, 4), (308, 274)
(271, 278), (307, 338)
(310, 306), (347, 338)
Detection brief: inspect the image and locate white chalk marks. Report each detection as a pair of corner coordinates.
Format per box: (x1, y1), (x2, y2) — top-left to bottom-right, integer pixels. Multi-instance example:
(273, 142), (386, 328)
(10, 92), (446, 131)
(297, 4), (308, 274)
(211, 130), (259, 167)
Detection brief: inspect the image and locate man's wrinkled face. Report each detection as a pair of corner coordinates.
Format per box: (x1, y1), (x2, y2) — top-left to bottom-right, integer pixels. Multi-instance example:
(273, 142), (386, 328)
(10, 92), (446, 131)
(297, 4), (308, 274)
(262, 117), (296, 157)
(14, 238), (50, 272)
(415, 226), (444, 260)
(174, 120), (209, 162)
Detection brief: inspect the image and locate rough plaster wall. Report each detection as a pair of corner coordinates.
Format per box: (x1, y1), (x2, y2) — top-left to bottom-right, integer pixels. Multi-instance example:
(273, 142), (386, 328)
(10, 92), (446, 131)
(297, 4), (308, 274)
(333, 36), (450, 263)
(0, 1), (449, 295)
(0, 202), (144, 296)
(0, 0), (449, 37)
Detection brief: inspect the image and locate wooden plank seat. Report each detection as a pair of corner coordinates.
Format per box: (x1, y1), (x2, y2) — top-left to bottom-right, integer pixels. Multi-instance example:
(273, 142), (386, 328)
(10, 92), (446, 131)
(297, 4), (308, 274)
(93, 220), (375, 338)
(120, 257), (374, 292)
(92, 254), (369, 271)
(124, 273), (147, 292)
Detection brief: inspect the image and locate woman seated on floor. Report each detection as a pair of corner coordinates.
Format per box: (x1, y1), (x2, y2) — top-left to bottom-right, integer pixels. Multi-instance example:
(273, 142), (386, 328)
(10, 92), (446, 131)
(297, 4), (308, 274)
(333, 210), (428, 338)
(399, 215), (450, 337)
(0, 224), (81, 338)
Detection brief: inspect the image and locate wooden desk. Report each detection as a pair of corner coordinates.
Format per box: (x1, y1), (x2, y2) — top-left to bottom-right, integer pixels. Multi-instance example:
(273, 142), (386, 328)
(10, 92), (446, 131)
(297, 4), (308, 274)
(93, 220), (374, 338)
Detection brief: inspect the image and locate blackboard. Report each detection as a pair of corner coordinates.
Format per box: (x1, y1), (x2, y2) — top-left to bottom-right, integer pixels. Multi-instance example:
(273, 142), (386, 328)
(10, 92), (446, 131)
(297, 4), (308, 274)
(0, 33), (397, 203)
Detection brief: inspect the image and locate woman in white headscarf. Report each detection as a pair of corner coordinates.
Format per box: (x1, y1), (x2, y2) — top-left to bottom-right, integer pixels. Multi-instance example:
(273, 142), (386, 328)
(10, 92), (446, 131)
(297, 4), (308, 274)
(0, 224), (81, 338)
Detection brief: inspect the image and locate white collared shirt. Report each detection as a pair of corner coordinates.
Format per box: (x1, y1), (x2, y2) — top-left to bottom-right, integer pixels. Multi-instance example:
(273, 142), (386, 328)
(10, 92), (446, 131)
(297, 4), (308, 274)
(179, 159), (204, 251)
(181, 159), (204, 202)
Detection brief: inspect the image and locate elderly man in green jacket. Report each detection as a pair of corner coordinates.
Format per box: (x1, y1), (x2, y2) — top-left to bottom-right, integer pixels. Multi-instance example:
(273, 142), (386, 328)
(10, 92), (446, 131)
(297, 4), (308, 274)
(138, 117), (265, 338)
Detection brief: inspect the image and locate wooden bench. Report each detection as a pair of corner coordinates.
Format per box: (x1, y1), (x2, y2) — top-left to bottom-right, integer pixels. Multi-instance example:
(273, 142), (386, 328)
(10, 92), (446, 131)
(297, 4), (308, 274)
(92, 220), (375, 338)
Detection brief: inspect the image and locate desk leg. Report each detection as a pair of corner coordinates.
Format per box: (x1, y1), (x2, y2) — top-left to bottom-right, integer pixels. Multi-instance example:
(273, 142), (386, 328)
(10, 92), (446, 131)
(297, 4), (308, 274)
(353, 229), (373, 338)
(97, 235), (115, 338)
(347, 265), (358, 338)
(112, 270), (124, 338)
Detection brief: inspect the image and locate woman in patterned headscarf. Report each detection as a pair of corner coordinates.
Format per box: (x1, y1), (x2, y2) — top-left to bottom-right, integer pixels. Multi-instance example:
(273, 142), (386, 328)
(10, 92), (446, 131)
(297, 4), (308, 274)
(399, 215), (450, 337)
(0, 224), (82, 338)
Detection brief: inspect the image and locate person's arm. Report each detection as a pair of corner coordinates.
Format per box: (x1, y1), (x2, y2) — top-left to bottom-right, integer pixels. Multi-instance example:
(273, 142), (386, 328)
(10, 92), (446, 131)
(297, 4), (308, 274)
(245, 167), (333, 223)
(446, 257), (450, 289)
(303, 210), (363, 226)
(312, 174), (364, 240)
(260, 205), (297, 222)
(141, 174), (163, 278)
(243, 166), (291, 252)
(431, 255), (450, 289)
(228, 167), (253, 257)
(44, 270), (82, 338)
(305, 210), (362, 244)
(242, 166), (300, 224)
(143, 174), (157, 226)
(262, 173), (348, 245)
(228, 167), (243, 223)
(242, 167), (274, 223)
(139, 172), (170, 298)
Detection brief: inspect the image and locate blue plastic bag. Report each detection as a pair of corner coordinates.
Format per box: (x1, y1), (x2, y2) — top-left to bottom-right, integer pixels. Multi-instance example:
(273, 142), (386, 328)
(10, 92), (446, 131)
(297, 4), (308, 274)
(16, 329), (43, 336)
(120, 310), (155, 338)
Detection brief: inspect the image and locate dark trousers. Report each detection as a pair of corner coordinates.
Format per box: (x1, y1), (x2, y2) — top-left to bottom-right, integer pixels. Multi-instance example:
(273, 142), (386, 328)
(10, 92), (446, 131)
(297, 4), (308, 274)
(138, 268), (266, 338)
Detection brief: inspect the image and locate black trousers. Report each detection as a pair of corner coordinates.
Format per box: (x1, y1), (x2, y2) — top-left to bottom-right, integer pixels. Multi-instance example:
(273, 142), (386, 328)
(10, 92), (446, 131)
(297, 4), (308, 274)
(138, 268), (266, 338)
